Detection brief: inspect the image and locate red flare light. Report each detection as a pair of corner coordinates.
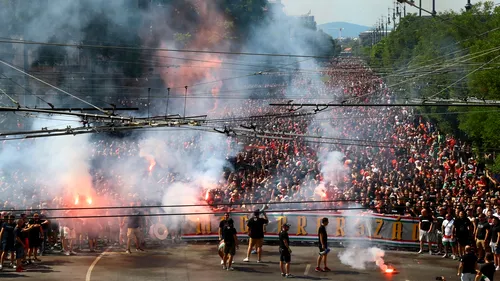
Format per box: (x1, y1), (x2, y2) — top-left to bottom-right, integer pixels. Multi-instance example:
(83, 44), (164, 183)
(205, 192), (209, 201)
(384, 268), (395, 274)
(87, 197), (93, 205)
(74, 196), (79, 205)
(148, 160), (156, 173)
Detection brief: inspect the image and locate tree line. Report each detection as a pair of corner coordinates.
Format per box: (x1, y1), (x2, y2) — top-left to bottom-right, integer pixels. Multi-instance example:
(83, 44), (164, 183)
(366, 1), (500, 173)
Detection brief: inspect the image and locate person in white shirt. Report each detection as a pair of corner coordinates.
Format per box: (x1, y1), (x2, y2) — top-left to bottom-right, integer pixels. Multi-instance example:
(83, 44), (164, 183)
(442, 213), (457, 259)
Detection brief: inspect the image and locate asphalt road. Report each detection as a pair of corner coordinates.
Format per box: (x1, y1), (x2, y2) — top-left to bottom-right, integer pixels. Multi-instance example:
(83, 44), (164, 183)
(0, 243), (492, 281)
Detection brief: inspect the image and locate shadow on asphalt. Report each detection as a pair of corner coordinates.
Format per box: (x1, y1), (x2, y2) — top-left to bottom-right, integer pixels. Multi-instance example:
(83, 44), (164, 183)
(39, 260), (72, 266)
(234, 267), (268, 274)
(0, 273), (28, 278)
(25, 265), (59, 274)
(330, 270), (362, 275)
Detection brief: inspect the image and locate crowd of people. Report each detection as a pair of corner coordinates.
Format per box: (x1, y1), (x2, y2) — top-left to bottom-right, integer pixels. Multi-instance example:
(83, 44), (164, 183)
(0, 57), (499, 279)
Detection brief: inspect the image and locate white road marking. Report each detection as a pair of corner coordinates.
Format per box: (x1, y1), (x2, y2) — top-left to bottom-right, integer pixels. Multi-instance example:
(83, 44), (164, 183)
(85, 246), (112, 281)
(304, 264), (311, 276)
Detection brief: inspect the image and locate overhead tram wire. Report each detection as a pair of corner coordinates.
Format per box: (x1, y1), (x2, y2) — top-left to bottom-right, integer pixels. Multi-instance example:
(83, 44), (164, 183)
(31, 207), (369, 220)
(426, 53), (500, 100)
(0, 88), (20, 107)
(0, 122), (399, 149)
(341, 46), (500, 104)
(0, 38), (334, 60)
(0, 59), (108, 114)
(367, 42), (500, 85)
(232, 127), (394, 144)
(0, 36), (316, 68)
(268, 102), (500, 108)
(0, 198), (362, 213)
(0, 74), (55, 107)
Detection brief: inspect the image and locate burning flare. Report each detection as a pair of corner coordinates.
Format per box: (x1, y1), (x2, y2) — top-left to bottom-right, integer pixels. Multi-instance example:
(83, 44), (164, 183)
(87, 196), (93, 205)
(149, 160), (156, 172)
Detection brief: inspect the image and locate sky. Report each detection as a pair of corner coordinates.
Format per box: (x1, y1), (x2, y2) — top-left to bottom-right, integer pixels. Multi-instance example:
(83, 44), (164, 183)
(280, 0), (498, 26)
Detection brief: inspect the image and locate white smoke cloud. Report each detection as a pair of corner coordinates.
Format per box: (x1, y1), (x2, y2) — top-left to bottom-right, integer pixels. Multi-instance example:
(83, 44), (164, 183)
(337, 209), (389, 271)
(0, 116), (94, 207)
(338, 246), (388, 271)
(319, 150), (347, 184)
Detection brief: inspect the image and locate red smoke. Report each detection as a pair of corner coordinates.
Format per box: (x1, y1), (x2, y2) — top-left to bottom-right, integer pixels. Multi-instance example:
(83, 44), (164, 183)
(156, 0), (226, 112)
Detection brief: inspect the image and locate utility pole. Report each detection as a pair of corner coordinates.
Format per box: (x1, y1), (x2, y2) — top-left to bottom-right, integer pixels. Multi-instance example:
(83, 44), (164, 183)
(419, 0), (422, 16)
(23, 28), (28, 106)
(465, 0), (472, 11)
(397, 3), (401, 23)
(403, 4), (406, 17)
(393, 2), (397, 29)
(432, 0), (436, 16)
(388, 8), (392, 32)
(385, 17), (388, 37)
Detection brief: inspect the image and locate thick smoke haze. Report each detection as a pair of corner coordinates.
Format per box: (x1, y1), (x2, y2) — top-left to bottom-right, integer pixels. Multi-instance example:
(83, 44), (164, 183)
(0, 0), (343, 233)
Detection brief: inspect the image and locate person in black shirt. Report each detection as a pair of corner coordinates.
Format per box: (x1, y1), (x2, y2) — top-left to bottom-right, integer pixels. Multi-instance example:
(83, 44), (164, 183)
(418, 209), (434, 254)
(27, 213), (47, 262)
(435, 207), (446, 255)
(474, 214), (490, 263)
(488, 217), (500, 270)
(279, 223), (292, 278)
(126, 208), (144, 254)
(0, 215), (16, 270)
(222, 219), (238, 271)
(316, 217), (331, 272)
(14, 219), (26, 272)
(476, 252), (495, 281)
(458, 246), (477, 281)
(218, 212), (230, 265)
(454, 210), (472, 258)
(244, 210), (268, 262)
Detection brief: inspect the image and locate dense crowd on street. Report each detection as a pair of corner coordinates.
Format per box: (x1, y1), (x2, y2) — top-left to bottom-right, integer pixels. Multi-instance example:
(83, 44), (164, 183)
(1, 57), (499, 276)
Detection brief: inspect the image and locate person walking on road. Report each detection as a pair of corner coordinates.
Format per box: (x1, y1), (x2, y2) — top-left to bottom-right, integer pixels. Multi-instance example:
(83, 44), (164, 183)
(126, 207), (144, 254)
(279, 223), (293, 278)
(316, 217), (331, 272)
(219, 212), (230, 265)
(475, 252), (495, 281)
(244, 210), (268, 263)
(458, 245), (477, 281)
(222, 219), (238, 271)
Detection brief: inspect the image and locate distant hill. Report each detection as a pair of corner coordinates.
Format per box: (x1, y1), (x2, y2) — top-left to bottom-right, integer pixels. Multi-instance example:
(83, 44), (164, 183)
(318, 22), (370, 39)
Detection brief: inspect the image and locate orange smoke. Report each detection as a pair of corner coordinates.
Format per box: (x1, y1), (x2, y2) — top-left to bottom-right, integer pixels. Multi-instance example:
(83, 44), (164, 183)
(156, 0), (226, 113)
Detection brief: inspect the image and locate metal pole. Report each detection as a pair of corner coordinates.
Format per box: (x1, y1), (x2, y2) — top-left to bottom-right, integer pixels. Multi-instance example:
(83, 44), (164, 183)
(393, 2), (397, 29)
(147, 87), (151, 121)
(165, 87), (170, 120)
(432, 0), (436, 15)
(465, 0), (472, 11)
(419, 0), (422, 16)
(183, 86), (188, 119)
